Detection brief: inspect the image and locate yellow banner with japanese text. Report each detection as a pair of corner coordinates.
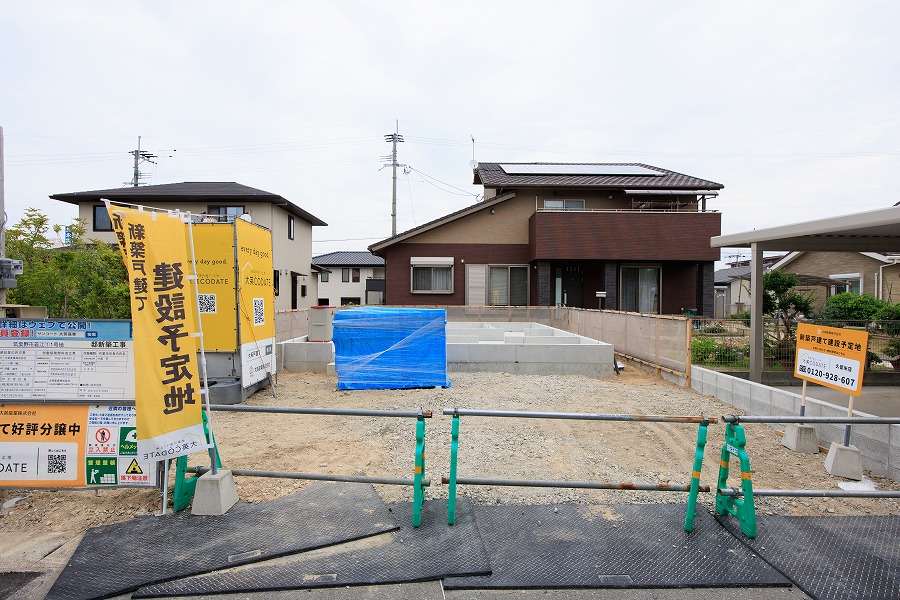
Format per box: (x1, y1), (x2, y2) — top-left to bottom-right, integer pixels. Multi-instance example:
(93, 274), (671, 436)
(795, 322), (868, 396)
(192, 223), (238, 351)
(235, 218), (276, 387)
(107, 204), (207, 461)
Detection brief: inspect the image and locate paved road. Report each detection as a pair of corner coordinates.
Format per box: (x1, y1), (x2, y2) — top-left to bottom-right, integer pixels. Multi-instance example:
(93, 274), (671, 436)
(772, 383), (900, 417)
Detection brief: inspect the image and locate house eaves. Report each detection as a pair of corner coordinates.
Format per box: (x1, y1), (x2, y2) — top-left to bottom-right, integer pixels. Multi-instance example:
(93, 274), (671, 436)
(50, 181), (328, 227)
(368, 192), (516, 254)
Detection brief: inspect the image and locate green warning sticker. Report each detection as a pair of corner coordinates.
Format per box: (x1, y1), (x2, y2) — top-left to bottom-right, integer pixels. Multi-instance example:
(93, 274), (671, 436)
(125, 459), (143, 475)
(86, 457), (117, 486)
(119, 427), (137, 456)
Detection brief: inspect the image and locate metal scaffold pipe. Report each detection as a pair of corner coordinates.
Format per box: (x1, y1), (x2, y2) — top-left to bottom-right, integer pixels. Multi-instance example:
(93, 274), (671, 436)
(443, 476), (709, 493)
(443, 408), (707, 423)
(208, 404), (431, 419)
(190, 467), (430, 487)
(721, 415), (900, 425)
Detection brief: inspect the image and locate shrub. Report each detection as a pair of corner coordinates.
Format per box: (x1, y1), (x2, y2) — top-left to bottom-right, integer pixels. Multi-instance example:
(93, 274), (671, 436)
(822, 293), (887, 322)
(691, 337), (747, 365)
(873, 304), (900, 336)
(731, 309), (751, 324)
(700, 322), (728, 334)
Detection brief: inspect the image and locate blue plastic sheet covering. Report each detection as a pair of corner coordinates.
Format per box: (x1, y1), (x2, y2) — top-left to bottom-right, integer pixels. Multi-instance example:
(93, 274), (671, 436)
(332, 307), (451, 390)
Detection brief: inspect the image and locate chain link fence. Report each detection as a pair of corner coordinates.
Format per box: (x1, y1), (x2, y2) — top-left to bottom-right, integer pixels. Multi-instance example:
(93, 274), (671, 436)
(690, 318), (900, 373)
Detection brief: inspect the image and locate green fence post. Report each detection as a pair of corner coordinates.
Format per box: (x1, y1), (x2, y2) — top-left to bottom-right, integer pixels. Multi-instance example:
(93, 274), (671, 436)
(714, 422), (757, 538)
(447, 411), (460, 525)
(173, 411), (221, 512)
(412, 412), (426, 527)
(683, 418), (709, 532)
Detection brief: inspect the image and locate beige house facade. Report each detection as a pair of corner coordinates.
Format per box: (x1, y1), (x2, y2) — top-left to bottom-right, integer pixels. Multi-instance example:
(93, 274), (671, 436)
(773, 251), (900, 311)
(50, 182), (327, 312)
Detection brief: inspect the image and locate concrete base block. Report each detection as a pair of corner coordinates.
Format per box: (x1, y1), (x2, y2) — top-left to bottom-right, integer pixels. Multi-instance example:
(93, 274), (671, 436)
(782, 424), (820, 453)
(191, 469), (239, 516)
(327, 362), (336, 377)
(824, 443), (863, 481)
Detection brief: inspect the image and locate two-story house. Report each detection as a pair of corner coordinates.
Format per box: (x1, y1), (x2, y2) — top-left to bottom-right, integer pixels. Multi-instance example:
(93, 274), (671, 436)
(312, 251), (386, 306)
(50, 182), (327, 311)
(771, 251), (900, 311)
(369, 162), (723, 315)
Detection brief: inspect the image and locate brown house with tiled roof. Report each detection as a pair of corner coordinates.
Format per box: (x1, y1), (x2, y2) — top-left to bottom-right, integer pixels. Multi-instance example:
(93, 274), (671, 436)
(369, 162), (723, 315)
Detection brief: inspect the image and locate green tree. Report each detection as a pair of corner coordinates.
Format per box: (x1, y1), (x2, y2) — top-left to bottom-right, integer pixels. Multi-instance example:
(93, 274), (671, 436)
(5, 209), (130, 319)
(761, 270), (814, 343)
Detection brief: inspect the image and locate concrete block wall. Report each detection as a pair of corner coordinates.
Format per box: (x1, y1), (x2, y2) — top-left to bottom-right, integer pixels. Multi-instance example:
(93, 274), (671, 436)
(277, 337), (334, 374)
(279, 321), (616, 378)
(689, 366), (900, 481)
(446, 322), (615, 377)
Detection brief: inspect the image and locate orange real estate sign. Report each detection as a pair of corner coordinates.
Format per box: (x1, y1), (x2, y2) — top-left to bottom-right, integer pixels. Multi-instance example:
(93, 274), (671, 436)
(794, 322), (868, 396)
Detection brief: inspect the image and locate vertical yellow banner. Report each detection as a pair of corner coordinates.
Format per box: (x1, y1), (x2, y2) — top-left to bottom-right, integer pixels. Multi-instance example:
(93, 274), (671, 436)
(235, 218), (276, 387)
(107, 204), (206, 461)
(193, 223), (239, 351)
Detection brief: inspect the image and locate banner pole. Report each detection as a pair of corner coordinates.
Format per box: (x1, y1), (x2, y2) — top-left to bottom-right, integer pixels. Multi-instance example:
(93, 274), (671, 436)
(185, 213), (217, 475)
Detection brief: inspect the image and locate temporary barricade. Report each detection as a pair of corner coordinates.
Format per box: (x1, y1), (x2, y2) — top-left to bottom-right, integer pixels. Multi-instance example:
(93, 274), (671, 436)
(176, 405), (431, 526)
(715, 414), (900, 538)
(442, 408), (712, 531)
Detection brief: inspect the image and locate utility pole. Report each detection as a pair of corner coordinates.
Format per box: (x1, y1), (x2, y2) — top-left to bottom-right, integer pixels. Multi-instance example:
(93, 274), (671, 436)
(383, 121), (404, 236)
(129, 136), (157, 187)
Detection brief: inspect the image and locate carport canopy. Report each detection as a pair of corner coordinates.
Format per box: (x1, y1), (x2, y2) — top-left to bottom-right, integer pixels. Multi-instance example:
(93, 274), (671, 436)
(710, 205), (900, 382)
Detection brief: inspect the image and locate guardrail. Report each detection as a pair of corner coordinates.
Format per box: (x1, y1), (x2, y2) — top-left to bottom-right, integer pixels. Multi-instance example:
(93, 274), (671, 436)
(442, 408), (712, 531)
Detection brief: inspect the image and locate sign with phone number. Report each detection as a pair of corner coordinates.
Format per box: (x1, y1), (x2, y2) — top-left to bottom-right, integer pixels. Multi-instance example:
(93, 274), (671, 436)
(794, 323), (868, 396)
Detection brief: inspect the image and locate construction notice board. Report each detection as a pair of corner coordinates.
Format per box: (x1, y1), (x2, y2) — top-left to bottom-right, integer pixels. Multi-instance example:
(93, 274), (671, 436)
(794, 322), (868, 396)
(0, 319), (135, 402)
(0, 404), (157, 488)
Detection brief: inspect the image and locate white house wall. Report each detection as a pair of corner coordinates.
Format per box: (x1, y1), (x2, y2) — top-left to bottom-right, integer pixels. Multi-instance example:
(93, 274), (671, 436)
(317, 267), (384, 306)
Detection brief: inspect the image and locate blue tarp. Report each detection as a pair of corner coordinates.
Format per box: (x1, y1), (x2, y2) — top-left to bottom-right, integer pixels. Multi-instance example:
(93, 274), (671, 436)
(332, 307), (451, 390)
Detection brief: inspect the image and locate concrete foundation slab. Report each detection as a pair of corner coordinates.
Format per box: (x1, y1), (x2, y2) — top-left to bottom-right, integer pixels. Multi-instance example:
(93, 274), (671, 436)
(824, 443), (863, 481)
(191, 470), (239, 516)
(782, 424), (820, 454)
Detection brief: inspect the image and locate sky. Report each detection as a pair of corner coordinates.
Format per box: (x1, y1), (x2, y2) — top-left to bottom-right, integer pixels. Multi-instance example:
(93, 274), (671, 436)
(2, 1), (899, 264)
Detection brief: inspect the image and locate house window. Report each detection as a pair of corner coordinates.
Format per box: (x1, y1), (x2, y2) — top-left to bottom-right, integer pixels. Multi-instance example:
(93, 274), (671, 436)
(620, 266), (660, 313)
(320, 271), (330, 283)
(828, 273), (862, 297)
(489, 266), (528, 306)
(410, 257), (453, 294)
(352, 268), (360, 283)
(318, 298), (329, 306)
(288, 215), (295, 240)
(543, 199), (584, 210)
(93, 205), (113, 231)
(301, 284), (307, 298)
(341, 297), (361, 306)
(207, 205), (245, 223)
(274, 270), (280, 296)
(342, 268), (350, 283)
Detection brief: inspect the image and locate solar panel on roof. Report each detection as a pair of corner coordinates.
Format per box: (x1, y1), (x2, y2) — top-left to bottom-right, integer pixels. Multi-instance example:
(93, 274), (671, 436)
(499, 164), (663, 177)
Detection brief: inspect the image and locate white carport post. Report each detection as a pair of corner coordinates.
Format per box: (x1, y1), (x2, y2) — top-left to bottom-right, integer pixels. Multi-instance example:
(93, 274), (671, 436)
(748, 243), (764, 383)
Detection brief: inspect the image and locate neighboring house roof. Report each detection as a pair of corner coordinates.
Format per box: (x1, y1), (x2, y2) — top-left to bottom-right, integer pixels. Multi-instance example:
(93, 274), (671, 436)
(474, 162), (724, 191)
(313, 251), (385, 267)
(714, 265), (752, 285)
(50, 182), (327, 226)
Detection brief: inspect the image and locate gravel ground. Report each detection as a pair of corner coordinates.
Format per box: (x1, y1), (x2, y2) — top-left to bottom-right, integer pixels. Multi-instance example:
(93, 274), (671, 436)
(2, 362), (899, 535)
